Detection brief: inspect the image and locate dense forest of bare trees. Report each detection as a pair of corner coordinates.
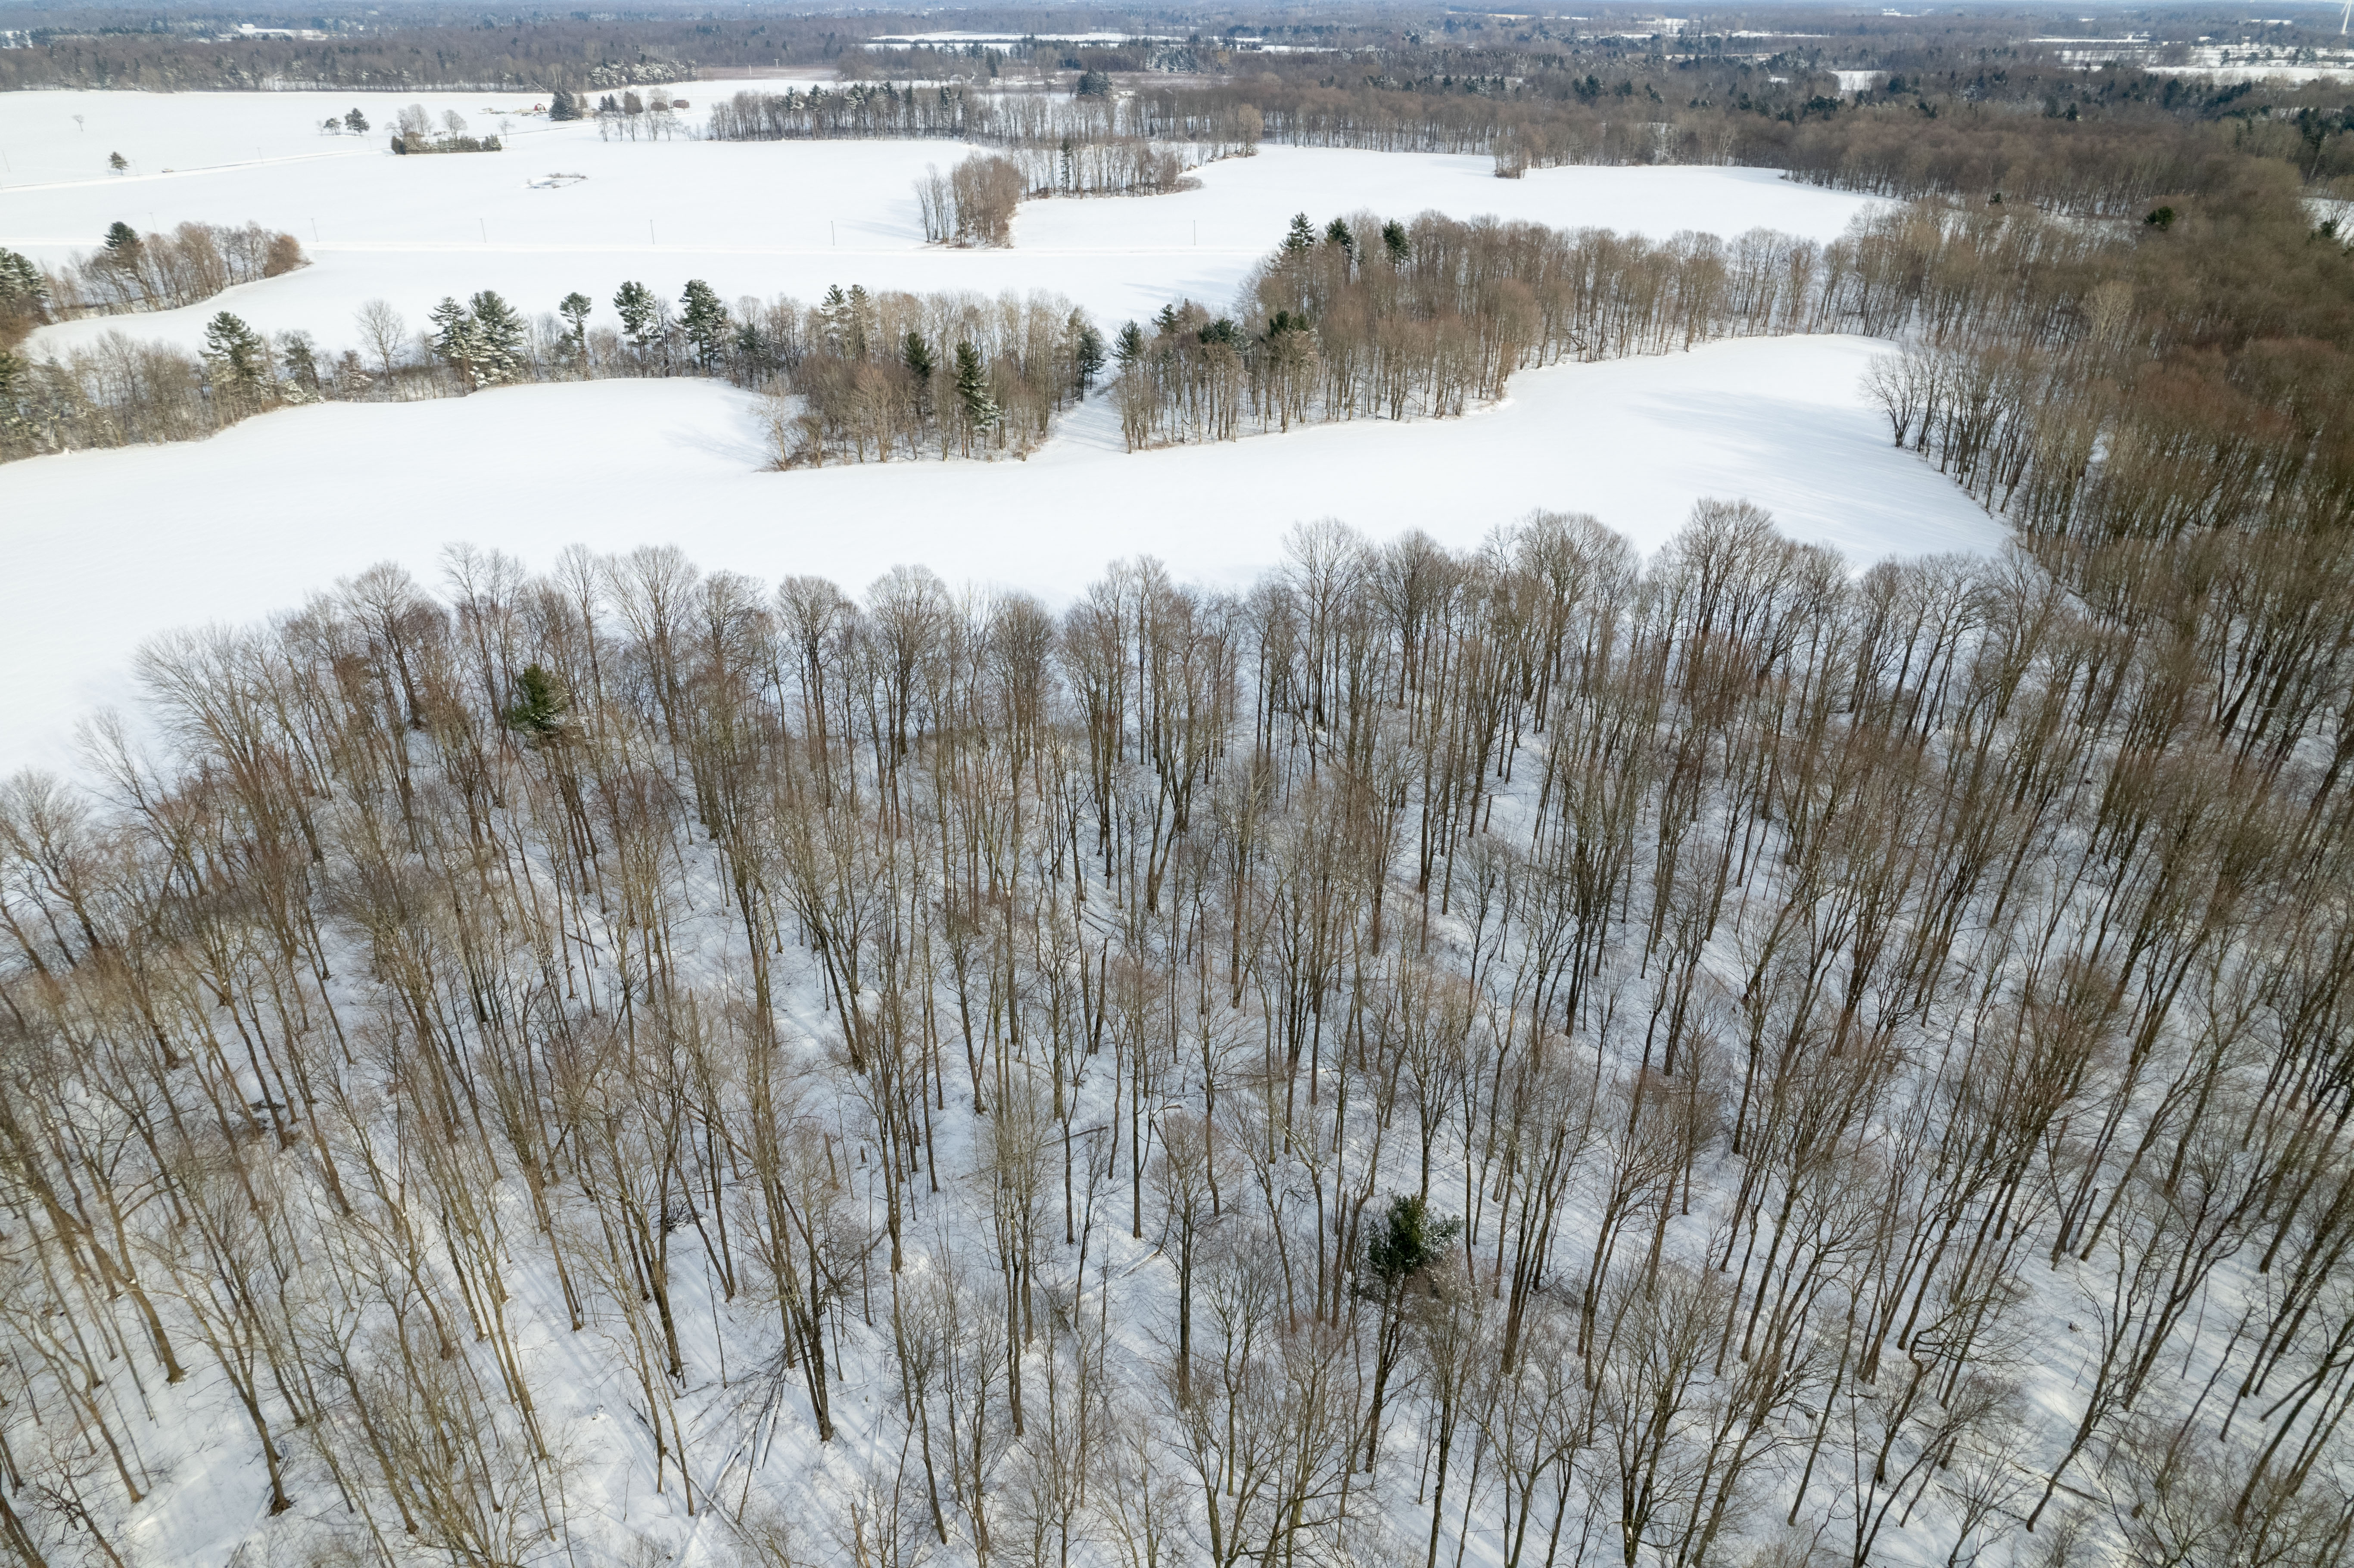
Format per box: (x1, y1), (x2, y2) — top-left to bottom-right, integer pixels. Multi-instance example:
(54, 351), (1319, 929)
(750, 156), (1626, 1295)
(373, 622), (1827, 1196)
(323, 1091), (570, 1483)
(1101, 202), (2072, 452)
(7, 498), (2354, 1567)
(8, 14), (2354, 1555)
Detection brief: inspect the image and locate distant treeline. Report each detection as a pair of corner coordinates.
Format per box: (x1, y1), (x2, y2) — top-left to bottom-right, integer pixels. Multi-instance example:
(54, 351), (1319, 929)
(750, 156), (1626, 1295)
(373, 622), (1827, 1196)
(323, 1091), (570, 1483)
(707, 82), (1267, 164)
(0, 15), (738, 92)
(704, 44), (2354, 224)
(701, 72), (2329, 224)
(709, 86), (1244, 205)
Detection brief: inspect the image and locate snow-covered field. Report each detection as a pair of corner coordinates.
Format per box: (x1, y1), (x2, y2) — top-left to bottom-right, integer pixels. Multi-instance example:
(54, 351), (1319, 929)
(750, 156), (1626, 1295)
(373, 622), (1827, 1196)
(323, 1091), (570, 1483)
(0, 90), (1949, 774)
(0, 84), (1884, 355)
(0, 333), (2001, 771)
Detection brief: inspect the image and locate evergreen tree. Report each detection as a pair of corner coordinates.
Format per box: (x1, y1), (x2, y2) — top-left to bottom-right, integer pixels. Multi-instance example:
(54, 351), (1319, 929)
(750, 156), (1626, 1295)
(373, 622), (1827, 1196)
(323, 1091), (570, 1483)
(1324, 216), (1356, 255)
(276, 330), (321, 398)
(1356, 1192), (1462, 1465)
(1282, 211), (1318, 254)
(0, 249), (46, 315)
(952, 339), (998, 443)
(548, 89), (578, 123)
(734, 319), (777, 380)
(902, 330), (934, 417)
(107, 152), (127, 172)
(680, 279), (728, 370)
(102, 221), (142, 261)
(902, 330), (935, 384)
(504, 663), (566, 735)
(1381, 219), (1411, 264)
(1365, 1194), (1458, 1291)
(817, 283), (851, 353)
(558, 291), (593, 360)
(0, 350), (27, 436)
(845, 284), (872, 357)
(613, 280), (658, 349)
(1113, 320), (1146, 370)
(468, 289), (526, 383)
(344, 106), (369, 133)
(1070, 313), (1105, 391)
(428, 295), (480, 386)
(201, 311), (269, 395)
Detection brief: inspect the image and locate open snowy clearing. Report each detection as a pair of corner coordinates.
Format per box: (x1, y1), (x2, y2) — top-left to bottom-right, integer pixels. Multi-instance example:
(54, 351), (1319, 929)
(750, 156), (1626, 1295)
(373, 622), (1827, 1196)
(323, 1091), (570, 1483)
(1, 84), (1885, 355)
(0, 333), (2001, 772)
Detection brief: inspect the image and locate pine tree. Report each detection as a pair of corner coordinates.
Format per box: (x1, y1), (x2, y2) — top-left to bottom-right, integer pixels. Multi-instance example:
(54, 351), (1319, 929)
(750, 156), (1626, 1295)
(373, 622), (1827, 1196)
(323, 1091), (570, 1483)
(953, 340), (998, 448)
(429, 295), (480, 386)
(817, 284), (851, 353)
(548, 89), (578, 123)
(345, 107), (369, 133)
(1381, 219), (1411, 264)
(613, 280), (658, 349)
(201, 311), (269, 396)
(734, 319), (775, 380)
(504, 664), (566, 735)
(0, 350), (28, 437)
(1323, 216), (1355, 255)
(1070, 312), (1105, 392)
(845, 284), (872, 357)
(102, 221), (142, 261)
(0, 249), (46, 315)
(468, 290), (526, 383)
(558, 291), (592, 362)
(1113, 320), (1146, 370)
(107, 152), (127, 172)
(1282, 212), (1318, 254)
(276, 330), (321, 399)
(900, 331), (934, 420)
(680, 279), (728, 370)
(902, 330), (935, 385)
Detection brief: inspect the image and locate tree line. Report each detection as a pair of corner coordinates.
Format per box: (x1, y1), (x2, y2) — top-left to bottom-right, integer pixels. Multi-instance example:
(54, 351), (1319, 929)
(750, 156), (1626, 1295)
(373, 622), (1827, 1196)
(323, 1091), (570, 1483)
(710, 86), (1239, 212)
(1100, 197), (2117, 454)
(6, 501), (2354, 1566)
(0, 268), (1108, 473)
(22, 223), (306, 320)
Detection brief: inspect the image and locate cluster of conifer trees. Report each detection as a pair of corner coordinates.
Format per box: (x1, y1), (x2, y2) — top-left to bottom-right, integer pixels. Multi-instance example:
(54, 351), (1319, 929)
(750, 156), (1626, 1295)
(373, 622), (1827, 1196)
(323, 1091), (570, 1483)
(748, 283), (1101, 465)
(0, 273), (1094, 469)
